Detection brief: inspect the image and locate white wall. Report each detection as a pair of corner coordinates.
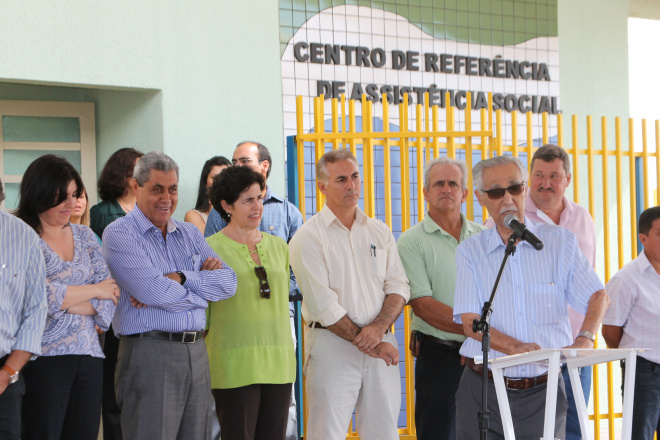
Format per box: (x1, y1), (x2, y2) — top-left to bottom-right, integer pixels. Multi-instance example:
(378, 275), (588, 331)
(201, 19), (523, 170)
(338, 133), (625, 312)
(0, 1), (286, 218)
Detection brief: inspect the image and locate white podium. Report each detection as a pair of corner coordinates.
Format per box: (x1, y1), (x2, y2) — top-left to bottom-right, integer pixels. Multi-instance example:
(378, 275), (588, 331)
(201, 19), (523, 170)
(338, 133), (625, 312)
(478, 348), (644, 440)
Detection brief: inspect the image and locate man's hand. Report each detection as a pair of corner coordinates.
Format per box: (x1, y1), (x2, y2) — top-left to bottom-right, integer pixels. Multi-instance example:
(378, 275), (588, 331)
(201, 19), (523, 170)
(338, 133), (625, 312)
(201, 257), (223, 271)
(563, 337), (595, 351)
(129, 296), (147, 309)
(352, 323), (387, 353)
(0, 370), (9, 395)
(366, 342), (399, 366)
(510, 342), (542, 355)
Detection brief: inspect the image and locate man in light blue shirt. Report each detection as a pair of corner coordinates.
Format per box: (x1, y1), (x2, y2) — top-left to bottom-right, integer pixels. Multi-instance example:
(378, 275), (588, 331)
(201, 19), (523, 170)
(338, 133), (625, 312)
(103, 152), (237, 440)
(0, 179), (47, 440)
(452, 155), (609, 440)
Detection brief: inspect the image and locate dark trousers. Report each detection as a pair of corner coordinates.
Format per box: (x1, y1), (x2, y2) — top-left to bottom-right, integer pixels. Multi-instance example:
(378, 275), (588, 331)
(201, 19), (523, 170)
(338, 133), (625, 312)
(414, 340), (464, 440)
(102, 328), (123, 440)
(213, 383), (292, 440)
(0, 355), (25, 440)
(22, 355), (103, 440)
(622, 356), (660, 440)
(455, 366), (567, 440)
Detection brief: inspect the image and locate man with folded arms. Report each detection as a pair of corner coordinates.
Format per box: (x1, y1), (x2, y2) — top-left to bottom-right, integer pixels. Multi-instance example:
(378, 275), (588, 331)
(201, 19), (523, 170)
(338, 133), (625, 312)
(397, 157), (484, 440)
(603, 206), (660, 440)
(290, 149), (409, 440)
(453, 155), (608, 439)
(103, 152), (237, 439)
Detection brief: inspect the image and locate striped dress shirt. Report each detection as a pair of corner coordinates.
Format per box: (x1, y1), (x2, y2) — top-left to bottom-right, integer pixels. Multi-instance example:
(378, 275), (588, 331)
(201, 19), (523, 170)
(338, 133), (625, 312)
(604, 249), (660, 364)
(453, 218), (604, 378)
(0, 210), (47, 357)
(102, 205), (237, 336)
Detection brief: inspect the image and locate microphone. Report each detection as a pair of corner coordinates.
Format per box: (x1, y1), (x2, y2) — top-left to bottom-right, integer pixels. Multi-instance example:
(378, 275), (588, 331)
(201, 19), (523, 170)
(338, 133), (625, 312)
(503, 214), (544, 251)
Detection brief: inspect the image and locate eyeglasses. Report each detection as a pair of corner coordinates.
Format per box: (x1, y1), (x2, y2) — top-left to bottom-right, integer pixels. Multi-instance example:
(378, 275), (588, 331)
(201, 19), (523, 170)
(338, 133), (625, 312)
(481, 183), (526, 200)
(254, 266), (271, 299)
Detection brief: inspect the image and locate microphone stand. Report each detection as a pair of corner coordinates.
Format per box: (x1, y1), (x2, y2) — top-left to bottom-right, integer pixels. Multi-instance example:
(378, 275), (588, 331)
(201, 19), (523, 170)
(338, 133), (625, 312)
(472, 232), (517, 440)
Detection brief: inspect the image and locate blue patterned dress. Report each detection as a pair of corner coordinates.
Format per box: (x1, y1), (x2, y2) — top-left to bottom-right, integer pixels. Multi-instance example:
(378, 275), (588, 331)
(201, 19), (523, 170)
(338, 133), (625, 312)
(40, 223), (116, 357)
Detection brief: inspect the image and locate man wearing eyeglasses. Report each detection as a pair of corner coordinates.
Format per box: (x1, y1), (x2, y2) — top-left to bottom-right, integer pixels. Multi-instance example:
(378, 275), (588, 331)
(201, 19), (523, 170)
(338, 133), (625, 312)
(396, 157), (484, 440)
(204, 141), (304, 440)
(484, 144), (597, 439)
(452, 155), (609, 440)
(289, 149), (410, 440)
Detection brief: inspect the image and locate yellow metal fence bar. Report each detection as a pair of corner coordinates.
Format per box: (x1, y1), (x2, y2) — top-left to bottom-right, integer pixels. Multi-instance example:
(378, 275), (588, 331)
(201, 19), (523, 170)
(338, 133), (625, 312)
(572, 114), (580, 204)
(383, 97), (392, 228)
(642, 119), (649, 210)
(416, 101), (424, 222)
(465, 92), (474, 219)
(629, 118), (638, 258)
(511, 110), (519, 158)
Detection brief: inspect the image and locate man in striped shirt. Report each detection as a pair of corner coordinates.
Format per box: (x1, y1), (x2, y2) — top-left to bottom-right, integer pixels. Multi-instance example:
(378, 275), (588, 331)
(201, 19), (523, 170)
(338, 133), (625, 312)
(103, 152), (237, 440)
(453, 155), (609, 440)
(0, 178), (47, 440)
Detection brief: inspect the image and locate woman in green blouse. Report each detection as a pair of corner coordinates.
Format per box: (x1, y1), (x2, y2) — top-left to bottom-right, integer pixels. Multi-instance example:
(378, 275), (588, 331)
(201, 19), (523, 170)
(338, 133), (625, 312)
(206, 165), (295, 440)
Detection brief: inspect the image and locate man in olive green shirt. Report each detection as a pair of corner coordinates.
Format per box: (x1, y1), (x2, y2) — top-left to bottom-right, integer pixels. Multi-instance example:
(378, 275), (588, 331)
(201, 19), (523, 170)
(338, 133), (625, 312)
(397, 157), (484, 440)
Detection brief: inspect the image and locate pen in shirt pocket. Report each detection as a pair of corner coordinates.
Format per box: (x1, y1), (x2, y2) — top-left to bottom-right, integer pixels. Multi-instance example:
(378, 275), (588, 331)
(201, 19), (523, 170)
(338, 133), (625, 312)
(370, 244), (376, 257)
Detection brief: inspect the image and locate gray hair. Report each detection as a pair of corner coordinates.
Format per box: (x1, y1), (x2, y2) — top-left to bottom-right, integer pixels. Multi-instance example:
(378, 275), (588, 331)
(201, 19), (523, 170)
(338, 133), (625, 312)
(316, 149), (359, 184)
(133, 151), (179, 186)
(424, 157), (468, 190)
(472, 155), (528, 191)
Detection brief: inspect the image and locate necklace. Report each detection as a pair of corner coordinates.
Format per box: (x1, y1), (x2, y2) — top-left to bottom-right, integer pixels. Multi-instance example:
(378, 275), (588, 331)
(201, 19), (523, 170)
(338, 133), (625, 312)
(248, 231), (262, 255)
(118, 199), (133, 213)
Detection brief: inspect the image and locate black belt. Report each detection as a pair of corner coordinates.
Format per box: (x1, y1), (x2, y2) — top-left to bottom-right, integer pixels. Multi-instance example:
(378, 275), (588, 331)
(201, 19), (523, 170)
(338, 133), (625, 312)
(309, 322), (391, 334)
(420, 333), (463, 351)
(466, 358), (549, 390)
(122, 330), (204, 343)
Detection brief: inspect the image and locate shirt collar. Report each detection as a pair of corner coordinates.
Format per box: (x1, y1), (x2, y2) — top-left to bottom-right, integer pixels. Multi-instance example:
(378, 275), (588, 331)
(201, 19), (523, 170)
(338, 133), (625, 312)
(421, 212), (475, 238)
(636, 249), (655, 276)
(525, 193), (572, 225)
(131, 204), (178, 235)
(264, 186), (284, 204)
(484, 215), (538, 255)
(319, 204), (368, 228)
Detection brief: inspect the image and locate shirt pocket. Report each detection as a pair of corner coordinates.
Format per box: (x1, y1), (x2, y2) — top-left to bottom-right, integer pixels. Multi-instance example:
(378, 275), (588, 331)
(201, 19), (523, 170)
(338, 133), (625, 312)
(0, 265), (24, 297)
(531, 283), (562, 325)
(369, 252), (387, 284)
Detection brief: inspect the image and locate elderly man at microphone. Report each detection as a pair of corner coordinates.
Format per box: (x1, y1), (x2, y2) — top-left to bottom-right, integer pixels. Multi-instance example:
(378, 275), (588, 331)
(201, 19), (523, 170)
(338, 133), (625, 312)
(452, 155), (609, 440)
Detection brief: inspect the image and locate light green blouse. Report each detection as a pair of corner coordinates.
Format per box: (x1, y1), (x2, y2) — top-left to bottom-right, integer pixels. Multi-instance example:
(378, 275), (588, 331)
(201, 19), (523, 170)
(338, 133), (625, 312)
(205, 231), (295, 389)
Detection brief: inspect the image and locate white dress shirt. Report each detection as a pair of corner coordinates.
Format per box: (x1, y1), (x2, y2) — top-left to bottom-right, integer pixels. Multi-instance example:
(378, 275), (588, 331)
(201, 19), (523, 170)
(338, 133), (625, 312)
(289, 205), (410, 327)
(604, 249), (660, 364)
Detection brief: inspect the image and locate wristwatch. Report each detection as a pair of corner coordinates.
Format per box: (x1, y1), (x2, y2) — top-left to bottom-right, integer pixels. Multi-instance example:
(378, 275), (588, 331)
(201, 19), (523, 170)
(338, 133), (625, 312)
(576, 331), (596, 343)
(2, 365), (19, 385)
(176, 271), (186, 286)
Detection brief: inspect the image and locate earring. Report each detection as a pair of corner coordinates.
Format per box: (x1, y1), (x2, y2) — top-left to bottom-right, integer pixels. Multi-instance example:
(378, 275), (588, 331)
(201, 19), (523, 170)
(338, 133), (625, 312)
(227, 212), (232, 218)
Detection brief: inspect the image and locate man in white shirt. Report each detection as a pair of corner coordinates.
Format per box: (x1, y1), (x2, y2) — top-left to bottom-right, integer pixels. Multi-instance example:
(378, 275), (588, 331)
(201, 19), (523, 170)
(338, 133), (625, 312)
(603, 206), (660, 440)
(289, 149), (410, 440)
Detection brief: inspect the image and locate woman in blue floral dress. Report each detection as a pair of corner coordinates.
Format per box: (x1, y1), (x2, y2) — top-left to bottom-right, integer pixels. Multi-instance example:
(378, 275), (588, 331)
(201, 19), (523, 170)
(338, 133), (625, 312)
(15, 155), (119, 440)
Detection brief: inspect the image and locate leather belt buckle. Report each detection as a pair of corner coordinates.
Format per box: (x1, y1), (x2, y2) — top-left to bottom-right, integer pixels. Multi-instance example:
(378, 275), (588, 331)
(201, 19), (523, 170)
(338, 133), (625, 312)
(182, 331), (198, 343)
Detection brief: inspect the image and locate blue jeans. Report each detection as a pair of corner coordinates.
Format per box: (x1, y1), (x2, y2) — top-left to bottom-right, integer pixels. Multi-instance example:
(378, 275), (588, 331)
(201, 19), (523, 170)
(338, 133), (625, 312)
(414, 339), (464, 440)
(561, 364), (592, 440)
(624, 357), (660, 440)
